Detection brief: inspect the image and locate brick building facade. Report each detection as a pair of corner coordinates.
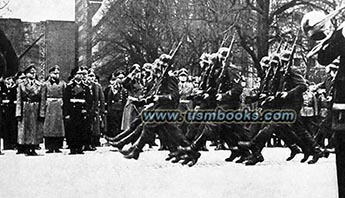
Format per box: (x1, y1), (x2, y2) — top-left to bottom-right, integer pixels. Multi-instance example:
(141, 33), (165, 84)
(0, 18), (76, 81)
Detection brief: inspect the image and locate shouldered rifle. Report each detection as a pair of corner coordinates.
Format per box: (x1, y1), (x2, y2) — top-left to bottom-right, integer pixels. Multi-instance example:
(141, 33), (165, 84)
(257, 40), (285, 98)
(216, 34), (236, 94)
(224, 33), (236, 64)
(143, 36), (184, 102)
(259, 33), (300, 108)
(169, 36), (184, 59)
(220, 33), (229, 48)
(278, 32), (300, 93)
(275, 40), (284, 54)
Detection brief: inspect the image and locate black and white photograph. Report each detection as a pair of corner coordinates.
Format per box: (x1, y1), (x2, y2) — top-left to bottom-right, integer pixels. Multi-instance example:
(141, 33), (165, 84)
(0, 0), (344, 197)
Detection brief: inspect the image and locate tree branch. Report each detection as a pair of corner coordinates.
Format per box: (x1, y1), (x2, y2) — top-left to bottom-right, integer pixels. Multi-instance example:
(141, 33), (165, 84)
(245, 0), (264, 15)
(235, 25), (263, 77)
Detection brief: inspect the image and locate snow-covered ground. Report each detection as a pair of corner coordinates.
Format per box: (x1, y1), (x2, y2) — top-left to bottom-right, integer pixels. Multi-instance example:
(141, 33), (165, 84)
(0, 146), (338, 198)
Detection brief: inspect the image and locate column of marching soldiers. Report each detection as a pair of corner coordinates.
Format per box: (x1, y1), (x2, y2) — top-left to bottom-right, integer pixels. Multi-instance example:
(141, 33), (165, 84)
(0, 42), (336, 167)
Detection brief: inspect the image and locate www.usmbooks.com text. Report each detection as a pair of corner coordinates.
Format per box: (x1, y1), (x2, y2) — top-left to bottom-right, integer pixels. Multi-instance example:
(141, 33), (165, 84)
(141, 108), (297, 124)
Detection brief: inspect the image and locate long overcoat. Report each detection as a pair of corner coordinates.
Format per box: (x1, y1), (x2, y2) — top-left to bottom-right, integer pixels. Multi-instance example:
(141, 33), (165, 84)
(40, 80), (66, 137)
(16, 79), (43, 145)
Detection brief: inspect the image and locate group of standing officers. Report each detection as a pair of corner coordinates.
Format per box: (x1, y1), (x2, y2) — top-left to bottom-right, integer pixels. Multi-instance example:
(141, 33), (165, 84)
(0, 64), (110, 155)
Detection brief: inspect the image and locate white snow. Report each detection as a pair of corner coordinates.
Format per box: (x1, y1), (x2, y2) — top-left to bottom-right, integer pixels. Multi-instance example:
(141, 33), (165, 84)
(0, 147), (338, 198)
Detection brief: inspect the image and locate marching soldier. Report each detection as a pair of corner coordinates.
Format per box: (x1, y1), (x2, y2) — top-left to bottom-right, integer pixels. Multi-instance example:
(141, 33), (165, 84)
(239, 52), (323, 165)
(105, 61), (162, 150)
(119, 54), (200, 163)
(40, 65), (66, 153)
(180, 49), (249, 163)
(16, 64), (44, 156)
(0, 76), (17, 150)
(215, 59), (250, 161)
(63, 68), (92, 154)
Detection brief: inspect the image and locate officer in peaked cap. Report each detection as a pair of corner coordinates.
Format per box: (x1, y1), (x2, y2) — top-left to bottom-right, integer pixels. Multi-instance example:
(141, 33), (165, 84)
(63, 67), (93, 154)
(40, 64), (66, 153)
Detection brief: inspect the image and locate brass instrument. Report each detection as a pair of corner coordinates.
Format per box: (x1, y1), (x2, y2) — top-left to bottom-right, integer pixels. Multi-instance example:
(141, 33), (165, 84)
(302, 5), (345, 41)
(302, 5), (345, 57)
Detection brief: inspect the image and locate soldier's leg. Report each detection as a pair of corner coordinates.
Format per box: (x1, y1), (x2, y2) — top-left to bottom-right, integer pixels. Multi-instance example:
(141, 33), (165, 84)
(45, 137), (54, 153)
(26, 144), (37, 156)
(113, 110), (123, 137)
(335, 131), (345, 197)
(64, 116), (75, 154)
(289, 117), (323, 164)
(164, 123), (191, 147)
(83, 120), (94, 151)
(247, 123), (264, 139)
(122, 123), (156, 159)
(314, 113), (331, 147)
(238, 124), (282, 165)
(11, 116), (18, 150)
(106, 115), (142, 142)
(110, 123), (144, 149)
(250, 124), (282, 151)
(194, 124), (216, 149)
(54, 137), (63, 152)
(275, 129), (302, 161)
(220, 124), (250, 162)
(323, 114), (334, 148)
(163, 123), (201, 166)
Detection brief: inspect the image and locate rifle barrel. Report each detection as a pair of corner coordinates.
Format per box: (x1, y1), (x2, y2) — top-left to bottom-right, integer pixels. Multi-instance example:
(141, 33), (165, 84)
(170, 36), (184, 59)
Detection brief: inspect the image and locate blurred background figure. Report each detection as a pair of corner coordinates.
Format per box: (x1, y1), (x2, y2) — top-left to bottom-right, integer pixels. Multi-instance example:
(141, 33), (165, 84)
(0, 75), (17, 151)
(86, 70), (105, 150)
(104, 70), (127, 141)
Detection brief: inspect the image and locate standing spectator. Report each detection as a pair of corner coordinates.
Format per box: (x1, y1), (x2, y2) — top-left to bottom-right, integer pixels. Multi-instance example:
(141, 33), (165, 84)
(63, 68), (92, 154)
(87, 70), (105, 150)
(104, 71), (127, 139)
(16, 64), (44, 156)
(40, 65), (66, 153)
(0, 76), (17, 150)
(121, 64), (143, 131)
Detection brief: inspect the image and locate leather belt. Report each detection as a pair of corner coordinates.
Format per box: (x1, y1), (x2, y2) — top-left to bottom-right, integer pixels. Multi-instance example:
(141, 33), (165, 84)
(2, 100), (10, 104)
(47, 98), (62, 102)
(70, 99), (86, 103)
(23, 101), (39, 104)
(180, 99), (191, 104)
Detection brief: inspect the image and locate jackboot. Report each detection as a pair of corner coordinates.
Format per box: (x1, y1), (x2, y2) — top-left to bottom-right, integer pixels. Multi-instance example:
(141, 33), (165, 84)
(245, 152), (264, 166)
(286, 144), (301, 161)
(123, 146), (140, 160)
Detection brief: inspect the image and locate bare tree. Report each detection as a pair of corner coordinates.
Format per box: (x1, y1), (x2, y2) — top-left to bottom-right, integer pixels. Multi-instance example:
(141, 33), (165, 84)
(235, 0), (338, 77)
